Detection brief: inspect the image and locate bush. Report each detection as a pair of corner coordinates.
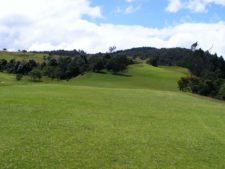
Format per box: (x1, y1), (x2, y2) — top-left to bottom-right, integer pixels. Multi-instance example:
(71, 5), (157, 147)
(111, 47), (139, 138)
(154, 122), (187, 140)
(218, 83), (225, 100)
(16, 74), (23, 81)
(0, 59), (7, 71)
(147, 57), (158, 67)
(29, 69), (42, 81)
(178, 76), (216, 96)
(88, 55), (105, 72)
(106, 55), (129, 74)
(178, 77), (190, 91)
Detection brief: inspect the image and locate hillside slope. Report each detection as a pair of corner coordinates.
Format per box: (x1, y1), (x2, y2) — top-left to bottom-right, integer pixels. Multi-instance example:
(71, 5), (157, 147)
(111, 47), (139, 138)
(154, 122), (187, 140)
(66, 64), (189, 91)
(0, 64), (188, 91)
(0, 51), (49, 62)
(0, 63), (225, 169)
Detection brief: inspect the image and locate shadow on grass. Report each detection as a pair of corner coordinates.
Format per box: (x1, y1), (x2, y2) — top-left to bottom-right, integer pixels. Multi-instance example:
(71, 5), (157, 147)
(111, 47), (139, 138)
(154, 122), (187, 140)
(95, 71), (107, 74)
(112, 73), (132, 77)
(95, 71), (132, 77)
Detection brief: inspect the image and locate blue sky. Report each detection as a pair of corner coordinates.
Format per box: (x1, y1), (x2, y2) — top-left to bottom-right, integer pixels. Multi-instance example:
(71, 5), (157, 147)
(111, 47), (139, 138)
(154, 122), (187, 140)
(0, 0), (225, 56)
(90, 0), (225, 27)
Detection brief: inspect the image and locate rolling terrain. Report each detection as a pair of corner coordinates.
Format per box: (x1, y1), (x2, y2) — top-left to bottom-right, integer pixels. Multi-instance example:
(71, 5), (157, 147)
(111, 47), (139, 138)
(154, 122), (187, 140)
(0, 60), (225, 169)
(0, 51), (48, 62)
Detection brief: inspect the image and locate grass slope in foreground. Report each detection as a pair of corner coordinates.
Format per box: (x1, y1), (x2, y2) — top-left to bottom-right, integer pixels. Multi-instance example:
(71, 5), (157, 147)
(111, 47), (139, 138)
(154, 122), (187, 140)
(0, 64), (225, 169)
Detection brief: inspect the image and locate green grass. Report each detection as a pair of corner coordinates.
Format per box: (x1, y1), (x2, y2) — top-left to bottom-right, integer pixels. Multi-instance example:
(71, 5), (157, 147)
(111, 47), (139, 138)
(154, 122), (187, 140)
(0, 51), (54, 62)
(66, 64), (188, 91)
(0, 72), (16, 86)
(1, 64), (225, 169)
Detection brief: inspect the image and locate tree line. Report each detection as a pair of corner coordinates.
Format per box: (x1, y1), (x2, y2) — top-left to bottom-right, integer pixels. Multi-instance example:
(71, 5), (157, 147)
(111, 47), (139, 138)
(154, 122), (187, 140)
(176, 49), (225, 100)
(0, 53), (132, 81)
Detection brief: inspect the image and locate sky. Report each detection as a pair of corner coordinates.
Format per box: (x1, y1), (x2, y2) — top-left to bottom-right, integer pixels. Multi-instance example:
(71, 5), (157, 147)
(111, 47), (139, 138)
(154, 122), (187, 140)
(0, 0), (225, 56)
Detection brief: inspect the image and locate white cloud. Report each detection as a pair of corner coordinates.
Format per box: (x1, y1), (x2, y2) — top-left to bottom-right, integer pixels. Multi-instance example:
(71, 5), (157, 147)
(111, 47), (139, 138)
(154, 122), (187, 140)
(116, 1), (141, 14)
(166, 0), (225, 13)
(0, 0), (225, 57)
(20, 21), (225, 57)
(124, 5), (141, 14)
(166, 0), (182, 12)
(0, 0), (101, 19)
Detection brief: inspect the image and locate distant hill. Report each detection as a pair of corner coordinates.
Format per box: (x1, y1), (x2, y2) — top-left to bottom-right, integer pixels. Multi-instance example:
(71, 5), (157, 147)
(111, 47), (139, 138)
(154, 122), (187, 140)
(0, 51), (50, 62)
(116, 47), (199, 65)
(0, 47), (217, 67)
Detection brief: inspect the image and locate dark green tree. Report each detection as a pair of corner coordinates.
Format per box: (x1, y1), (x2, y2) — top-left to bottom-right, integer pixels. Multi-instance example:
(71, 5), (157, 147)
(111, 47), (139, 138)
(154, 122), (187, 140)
(106, 55), (129, 74)
(147, 57), (159, 67)
(16, 74), (23, 81)
(29, 69), (42, 81)
(218, 83), (225, 100)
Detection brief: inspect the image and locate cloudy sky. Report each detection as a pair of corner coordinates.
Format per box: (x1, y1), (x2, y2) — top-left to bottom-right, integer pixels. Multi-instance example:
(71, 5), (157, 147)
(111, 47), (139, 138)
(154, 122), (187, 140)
(0, 0), (225, 56)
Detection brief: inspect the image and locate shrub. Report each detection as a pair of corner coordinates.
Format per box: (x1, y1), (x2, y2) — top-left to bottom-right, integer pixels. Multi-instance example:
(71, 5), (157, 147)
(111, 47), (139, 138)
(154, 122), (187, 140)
(29, 69), (42, 81)
(178, 77), (190, 91)
(88, 56), (105, 72)
(16, 74), (23, 81)
(147, 57), (158, 67)
(106, 55), (129, 74)
(218, 83), (225, 100)
(178, 76), (216, 96)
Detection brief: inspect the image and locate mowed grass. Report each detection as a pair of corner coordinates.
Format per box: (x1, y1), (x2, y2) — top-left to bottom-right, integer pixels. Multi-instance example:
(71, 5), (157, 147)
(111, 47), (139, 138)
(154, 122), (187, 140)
(1, 63), (187, 91)
(0, 72), (17, 86)
(1, 64), (225, 169)
(67, 64), (188, 91)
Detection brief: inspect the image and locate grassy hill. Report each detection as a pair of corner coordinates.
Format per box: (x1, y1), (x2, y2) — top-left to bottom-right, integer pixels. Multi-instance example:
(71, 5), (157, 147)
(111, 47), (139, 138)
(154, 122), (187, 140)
(0, 63), (225, 169)
(67, 64), (189, 91)
(0, 51), (52, 62)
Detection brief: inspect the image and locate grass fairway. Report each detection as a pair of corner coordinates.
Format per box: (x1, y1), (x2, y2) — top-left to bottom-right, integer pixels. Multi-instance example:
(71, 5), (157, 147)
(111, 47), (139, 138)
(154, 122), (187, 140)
(0, 64), (225, 169)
